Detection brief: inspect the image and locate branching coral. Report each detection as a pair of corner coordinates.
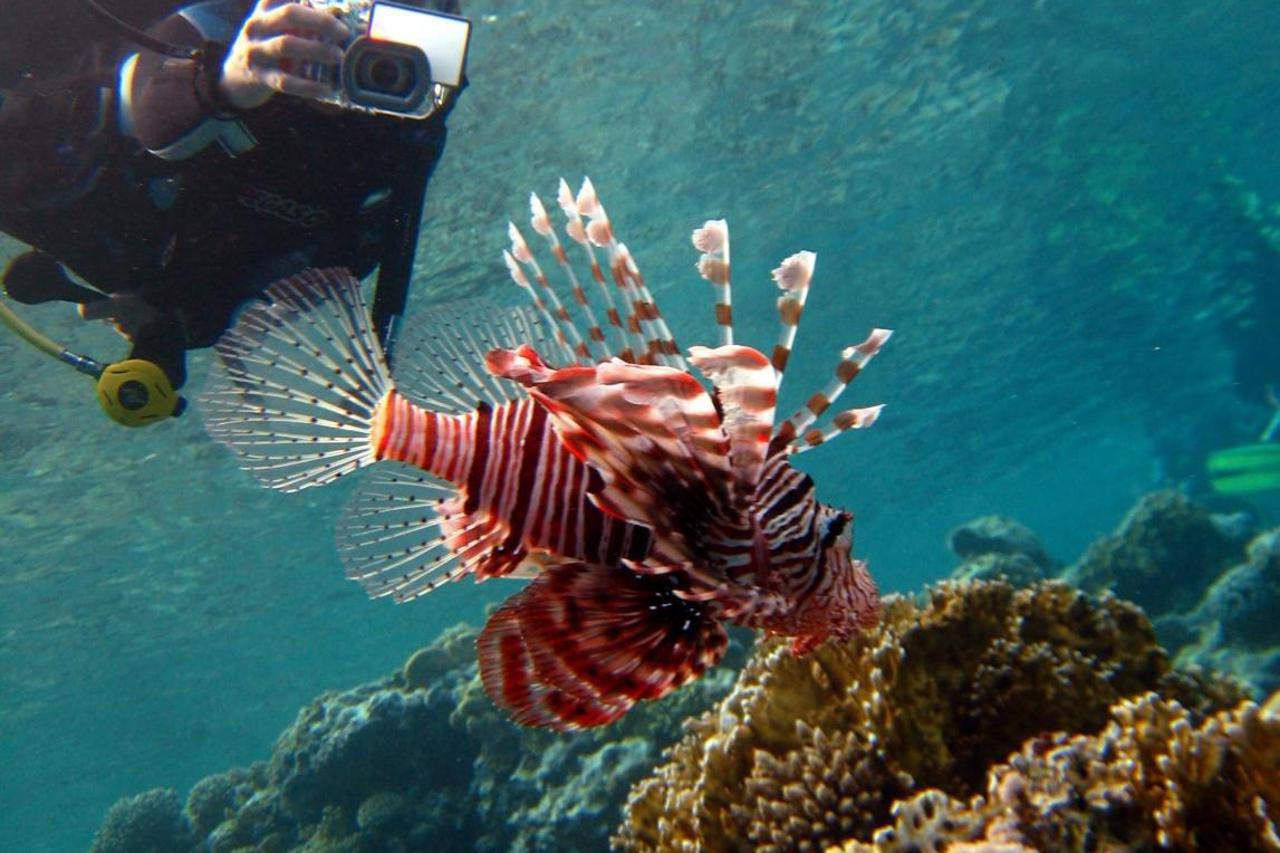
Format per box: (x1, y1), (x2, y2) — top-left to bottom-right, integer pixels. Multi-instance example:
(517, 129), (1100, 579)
(614, 578), (1247, 853)
(830, 690), (1280, 852)
(89, 788), (194, 853)
(737, 723), (912, 852)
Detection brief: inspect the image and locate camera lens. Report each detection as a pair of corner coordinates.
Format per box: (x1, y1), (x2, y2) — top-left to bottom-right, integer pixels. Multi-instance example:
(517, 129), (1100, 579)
(356, 53), (415, 97)
(342, 37), (431, 115)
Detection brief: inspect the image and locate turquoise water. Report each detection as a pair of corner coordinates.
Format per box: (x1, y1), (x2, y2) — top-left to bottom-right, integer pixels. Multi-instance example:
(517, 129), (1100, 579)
(2, 1), (1279, 850)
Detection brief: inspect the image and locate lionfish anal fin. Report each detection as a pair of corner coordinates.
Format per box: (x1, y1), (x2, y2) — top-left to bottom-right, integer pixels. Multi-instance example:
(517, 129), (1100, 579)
(476, 560), (729, 730)
(338, 464), (530, 603)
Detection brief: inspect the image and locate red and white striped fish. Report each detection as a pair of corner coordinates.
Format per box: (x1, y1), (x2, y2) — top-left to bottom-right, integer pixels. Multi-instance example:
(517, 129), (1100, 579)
(199, 178), (892, 730)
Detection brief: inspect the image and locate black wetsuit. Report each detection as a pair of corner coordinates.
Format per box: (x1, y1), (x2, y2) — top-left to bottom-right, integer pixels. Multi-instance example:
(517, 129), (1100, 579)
(0, 0), (459, 388)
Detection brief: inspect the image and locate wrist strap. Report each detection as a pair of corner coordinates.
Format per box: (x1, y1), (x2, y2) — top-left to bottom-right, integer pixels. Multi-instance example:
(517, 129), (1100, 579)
(191, 40), (240, 120)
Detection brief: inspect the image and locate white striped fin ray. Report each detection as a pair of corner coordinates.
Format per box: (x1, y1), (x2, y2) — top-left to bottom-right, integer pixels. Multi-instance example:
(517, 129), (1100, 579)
(508, 178), (686, 369)
(338, 463), (507, 602)
(389, 299), (554, 413)
(199, 268), (392, 493)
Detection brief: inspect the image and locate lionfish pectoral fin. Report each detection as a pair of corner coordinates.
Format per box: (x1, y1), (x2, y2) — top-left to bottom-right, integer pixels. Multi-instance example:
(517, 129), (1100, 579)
(489, 346), (737, 533)
(477, 561), (729, 730)
(687, 344), (777, 499)
(337, 465), (525, 602)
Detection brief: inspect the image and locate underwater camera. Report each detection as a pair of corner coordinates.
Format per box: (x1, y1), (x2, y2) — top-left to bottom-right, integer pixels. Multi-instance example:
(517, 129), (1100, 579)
(301, 0), (471, 119)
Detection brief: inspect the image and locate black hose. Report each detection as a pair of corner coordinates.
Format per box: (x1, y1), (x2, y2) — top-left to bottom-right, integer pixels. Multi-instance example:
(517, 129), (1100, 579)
(82, 0), (199, 59)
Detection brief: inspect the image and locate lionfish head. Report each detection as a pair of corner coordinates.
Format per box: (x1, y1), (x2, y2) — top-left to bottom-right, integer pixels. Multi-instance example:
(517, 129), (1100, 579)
(787, 506), (882, 656)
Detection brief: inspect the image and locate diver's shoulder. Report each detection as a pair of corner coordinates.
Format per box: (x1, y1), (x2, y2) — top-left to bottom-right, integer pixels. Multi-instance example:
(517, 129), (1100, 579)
(169, 0), (253, 43)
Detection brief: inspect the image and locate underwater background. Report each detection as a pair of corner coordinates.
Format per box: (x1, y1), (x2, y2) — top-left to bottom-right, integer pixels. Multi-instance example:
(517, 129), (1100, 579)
(2, 0), (1279, 850)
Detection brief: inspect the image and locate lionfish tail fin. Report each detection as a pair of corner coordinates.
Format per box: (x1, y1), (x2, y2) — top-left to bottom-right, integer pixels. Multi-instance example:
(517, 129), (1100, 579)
(199, 268), (393, 492)
(476, 561), (728, 730)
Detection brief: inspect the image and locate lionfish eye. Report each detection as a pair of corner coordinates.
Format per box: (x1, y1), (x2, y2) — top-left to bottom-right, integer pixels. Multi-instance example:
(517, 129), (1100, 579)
(820, 512), (851, 549)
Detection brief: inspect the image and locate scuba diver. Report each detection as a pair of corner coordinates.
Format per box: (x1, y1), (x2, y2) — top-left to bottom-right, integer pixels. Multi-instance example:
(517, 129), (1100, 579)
(1202, 173), (1280, 497)
(0, 0), (468, 426)
(1208, 386), (1280, 496)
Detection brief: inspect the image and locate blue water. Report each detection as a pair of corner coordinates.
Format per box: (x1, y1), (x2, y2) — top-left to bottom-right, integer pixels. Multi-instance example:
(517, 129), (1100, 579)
(2, 1), (1278, 850)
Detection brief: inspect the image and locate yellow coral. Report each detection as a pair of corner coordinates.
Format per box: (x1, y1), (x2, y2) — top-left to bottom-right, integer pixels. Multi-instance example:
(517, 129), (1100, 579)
(614, 579), (1187, 852)
(823, 691), (1280, 853)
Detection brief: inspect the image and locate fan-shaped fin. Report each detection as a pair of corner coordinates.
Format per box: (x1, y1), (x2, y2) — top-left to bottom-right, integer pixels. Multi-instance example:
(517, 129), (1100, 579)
(338, 463), (524, 601)
(477, 560), (729, 730)
(390, 300), (553, 413)
(199, 268), (391, 492)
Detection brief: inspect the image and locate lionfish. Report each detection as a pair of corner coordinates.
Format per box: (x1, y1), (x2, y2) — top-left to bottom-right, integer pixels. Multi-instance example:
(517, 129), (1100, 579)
(199, 179), (892, 730)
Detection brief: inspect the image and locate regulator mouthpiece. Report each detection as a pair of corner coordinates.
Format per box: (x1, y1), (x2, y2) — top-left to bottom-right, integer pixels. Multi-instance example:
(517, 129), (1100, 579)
(96, 359), (183, 427)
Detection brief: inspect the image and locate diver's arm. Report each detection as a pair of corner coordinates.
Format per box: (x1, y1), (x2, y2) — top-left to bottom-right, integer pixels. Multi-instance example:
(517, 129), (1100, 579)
(121, 1), (344, 159)
(120, 5), (250, 158)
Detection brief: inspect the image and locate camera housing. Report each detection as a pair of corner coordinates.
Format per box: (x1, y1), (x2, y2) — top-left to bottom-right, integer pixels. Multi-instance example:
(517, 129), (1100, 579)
(301, 0), (471, 119)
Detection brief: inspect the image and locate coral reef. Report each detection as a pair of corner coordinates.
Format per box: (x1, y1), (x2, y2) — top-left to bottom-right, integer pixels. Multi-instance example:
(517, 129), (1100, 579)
(1060, 489), (1252, 616)
(91, 492), (1279, 852)
(89, 788), (194, 853)
(947, 515), (1052, 579)
(1050, 489), (1280, 694)
(952, 491), (1280, 695)
(94, 621), (742, 853)
(831, 690), (1280, 853)
(946, 515), (1050, 587)
(613, 578), (1252, 853)
(1172, 527), (1280, 691)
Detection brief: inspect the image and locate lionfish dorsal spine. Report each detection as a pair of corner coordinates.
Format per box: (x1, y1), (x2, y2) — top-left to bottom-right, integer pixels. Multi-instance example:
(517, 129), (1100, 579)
(692, 219), (733, 348)
(576, 178), (684, 369)
(789, 403), (886, 455)
(772, 327), (893, 451)
(529, 192), (612, 362)
(769, 250), (815, 383)
(555, 179), (642, 363)
(505, 178), (892, 476)
(505, 226), (584, 364)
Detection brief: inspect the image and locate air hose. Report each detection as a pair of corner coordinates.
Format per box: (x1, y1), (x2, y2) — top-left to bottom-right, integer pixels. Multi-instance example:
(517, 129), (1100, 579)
(0, 296), (103, 375)
(0, 296), (179, 425)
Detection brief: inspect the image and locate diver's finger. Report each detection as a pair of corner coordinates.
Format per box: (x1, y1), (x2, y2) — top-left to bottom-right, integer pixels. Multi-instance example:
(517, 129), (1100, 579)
(254, 33), (344, 67)
(243, 0), (296, 38)
(258, 68), (335, 101)
(255, 2), (349, 43)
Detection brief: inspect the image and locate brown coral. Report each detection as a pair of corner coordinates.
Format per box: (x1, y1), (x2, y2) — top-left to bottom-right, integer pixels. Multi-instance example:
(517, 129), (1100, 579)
(835, 689), (1280, 852)
(736, 723), (912, 852)
(614, 578), (1244, 853)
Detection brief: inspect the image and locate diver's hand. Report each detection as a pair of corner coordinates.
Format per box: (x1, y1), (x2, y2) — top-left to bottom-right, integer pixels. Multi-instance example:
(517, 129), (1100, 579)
(79, 293), (160, 341)
(219, 0), (349, 110)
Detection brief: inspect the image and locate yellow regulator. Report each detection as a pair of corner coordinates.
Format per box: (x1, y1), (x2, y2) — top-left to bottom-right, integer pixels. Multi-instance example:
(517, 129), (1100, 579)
(96, 359), (180, 427)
